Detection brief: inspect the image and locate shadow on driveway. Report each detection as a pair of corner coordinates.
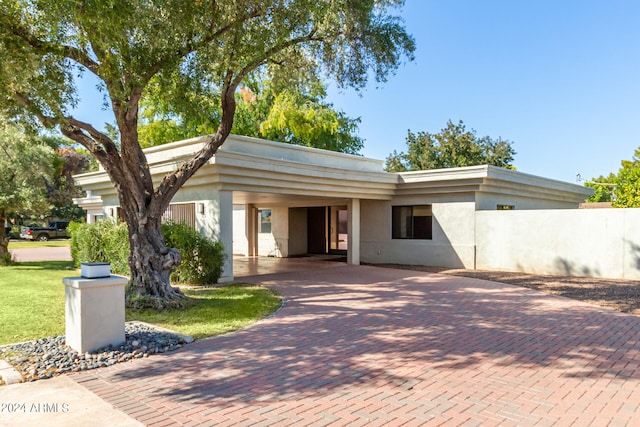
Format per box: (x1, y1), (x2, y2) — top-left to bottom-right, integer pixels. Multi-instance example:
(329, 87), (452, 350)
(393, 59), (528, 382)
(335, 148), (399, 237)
(73, 265), (640, 424)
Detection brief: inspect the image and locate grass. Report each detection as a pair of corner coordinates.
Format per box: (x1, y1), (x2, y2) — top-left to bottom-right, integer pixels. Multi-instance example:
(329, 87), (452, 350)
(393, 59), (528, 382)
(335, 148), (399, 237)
(127, 285), (282, 339)
(9, 239), (71, 249)
(0, 261), (281, 345)
(0, 261), (73, 344)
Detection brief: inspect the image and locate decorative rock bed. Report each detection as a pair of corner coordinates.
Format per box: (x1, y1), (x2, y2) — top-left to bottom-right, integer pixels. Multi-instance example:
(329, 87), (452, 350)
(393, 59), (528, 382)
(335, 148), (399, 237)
(0, 322), (191, 383)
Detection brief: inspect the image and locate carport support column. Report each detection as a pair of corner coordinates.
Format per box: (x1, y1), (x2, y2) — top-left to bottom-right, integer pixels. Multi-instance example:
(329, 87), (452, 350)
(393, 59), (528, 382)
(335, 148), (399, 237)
(246, 203), (258, 257)
(348, 198), (360, 265)
(210, 190), (234, 282)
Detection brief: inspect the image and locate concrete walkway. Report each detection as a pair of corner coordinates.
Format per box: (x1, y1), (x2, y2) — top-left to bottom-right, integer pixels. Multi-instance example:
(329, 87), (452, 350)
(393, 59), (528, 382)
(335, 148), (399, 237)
(8, 245), (72, 262)
(4, 264), (640, 425)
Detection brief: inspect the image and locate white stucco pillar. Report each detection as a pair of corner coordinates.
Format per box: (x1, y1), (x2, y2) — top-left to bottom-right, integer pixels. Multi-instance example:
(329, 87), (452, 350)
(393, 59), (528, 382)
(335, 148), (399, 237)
(201, 190), (234, 282)
(348, 198), (360, 265)
(217, 190), (234, 282)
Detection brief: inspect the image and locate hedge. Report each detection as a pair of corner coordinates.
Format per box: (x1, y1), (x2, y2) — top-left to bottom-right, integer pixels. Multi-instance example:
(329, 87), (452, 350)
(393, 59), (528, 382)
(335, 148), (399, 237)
(69, 220), (226, 285)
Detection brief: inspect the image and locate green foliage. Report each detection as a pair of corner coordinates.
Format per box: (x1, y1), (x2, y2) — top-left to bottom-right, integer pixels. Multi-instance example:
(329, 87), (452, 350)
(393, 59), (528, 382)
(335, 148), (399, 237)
(69, 220), (130, 275)
(613, 148), (640, 208)
(139, 78), (364, 154)
(584, 173), (616, 203)
(162, 221), (227, 285)
(385, 120), (516, 171)
(1, 0), (414, 131)
(45, 139), (92, 217)
(70, 220), (226, 284)
(585, 147), (640, 207)
(0, 251), (12, 266)
(0, 0), (414, 300)
(0, 122), (55, 218)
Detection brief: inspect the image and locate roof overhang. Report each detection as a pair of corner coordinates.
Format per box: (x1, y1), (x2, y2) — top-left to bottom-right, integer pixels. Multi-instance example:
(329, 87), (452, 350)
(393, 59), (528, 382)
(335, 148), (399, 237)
(396, 165), (593, 204)
(73, 135), (593, 207)
(74, 134), (399, 203)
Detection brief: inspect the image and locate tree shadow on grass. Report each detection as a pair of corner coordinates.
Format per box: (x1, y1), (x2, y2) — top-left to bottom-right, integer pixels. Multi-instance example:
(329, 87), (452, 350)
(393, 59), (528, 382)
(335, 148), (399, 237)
(76, 265), (640, 408)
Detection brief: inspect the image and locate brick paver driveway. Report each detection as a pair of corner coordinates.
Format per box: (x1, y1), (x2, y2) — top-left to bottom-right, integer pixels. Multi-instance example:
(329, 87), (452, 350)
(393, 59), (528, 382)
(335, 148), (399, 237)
(73, 265), (640, 426)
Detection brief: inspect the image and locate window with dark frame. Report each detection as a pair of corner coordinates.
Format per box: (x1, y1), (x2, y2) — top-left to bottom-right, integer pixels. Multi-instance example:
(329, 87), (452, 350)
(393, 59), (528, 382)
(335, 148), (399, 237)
(392, 205), (433, 239)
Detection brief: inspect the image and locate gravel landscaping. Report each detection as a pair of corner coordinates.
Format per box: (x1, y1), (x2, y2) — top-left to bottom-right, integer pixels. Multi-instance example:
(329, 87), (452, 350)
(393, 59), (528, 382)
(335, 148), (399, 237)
(0, 322), (191, 383)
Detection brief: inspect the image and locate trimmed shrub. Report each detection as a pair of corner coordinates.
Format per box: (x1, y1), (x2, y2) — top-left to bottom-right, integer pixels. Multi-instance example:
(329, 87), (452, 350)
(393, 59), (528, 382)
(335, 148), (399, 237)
(69, 220), (226, 284)
(162, 221), (226, 285)
(69, 220), (129, 275)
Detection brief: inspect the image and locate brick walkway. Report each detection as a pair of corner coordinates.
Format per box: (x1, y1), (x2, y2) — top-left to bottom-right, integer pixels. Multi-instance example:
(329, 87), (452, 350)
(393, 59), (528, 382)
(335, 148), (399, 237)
(72, 265), (640, 426)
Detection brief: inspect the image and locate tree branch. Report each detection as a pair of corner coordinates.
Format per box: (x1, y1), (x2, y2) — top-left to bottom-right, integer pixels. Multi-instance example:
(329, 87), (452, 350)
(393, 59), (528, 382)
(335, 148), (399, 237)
(12, 92), (57, 128)
(151, 28), (324, 208)
(232, 28), (323, 88)
(12, 91), (117, 165)
(8, 23), (99, 73)
(144, 5), (265, 83)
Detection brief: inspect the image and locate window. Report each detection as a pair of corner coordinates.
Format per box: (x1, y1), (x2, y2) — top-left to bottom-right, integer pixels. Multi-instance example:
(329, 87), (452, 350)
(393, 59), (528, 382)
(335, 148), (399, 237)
(259, 209), (272, 233)
(497, 204), (515, 210)
(392, 205), (432, 239)
(162, 203), (196, 229)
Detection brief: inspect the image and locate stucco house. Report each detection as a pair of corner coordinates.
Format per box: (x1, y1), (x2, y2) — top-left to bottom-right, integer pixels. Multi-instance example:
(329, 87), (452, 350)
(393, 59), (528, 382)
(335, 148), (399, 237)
(73, 134), (594, 282)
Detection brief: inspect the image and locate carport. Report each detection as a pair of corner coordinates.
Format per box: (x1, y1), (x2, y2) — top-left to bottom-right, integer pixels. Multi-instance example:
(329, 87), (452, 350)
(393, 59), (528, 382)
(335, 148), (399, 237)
(73, 134), (397, 282)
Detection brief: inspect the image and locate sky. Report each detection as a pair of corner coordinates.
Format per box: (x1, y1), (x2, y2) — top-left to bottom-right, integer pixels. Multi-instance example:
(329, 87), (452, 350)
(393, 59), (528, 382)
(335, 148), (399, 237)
(73, 0), (640, 184)
(325, 0), (640, 183)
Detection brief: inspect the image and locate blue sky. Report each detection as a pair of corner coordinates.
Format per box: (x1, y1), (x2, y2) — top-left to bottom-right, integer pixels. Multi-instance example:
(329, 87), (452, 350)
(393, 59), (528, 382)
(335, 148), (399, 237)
(326, 0), (640, 183)
(74, 0), (639, 184)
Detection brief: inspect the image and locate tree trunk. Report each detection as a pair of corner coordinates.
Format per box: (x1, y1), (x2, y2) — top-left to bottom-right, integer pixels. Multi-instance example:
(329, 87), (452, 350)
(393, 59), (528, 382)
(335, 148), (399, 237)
(124, 216), (187, 309)
(0, 209), (11, 265)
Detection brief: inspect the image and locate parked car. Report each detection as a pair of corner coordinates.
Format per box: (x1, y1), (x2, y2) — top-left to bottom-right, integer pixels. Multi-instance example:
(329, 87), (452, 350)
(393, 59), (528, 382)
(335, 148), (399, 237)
(19, 220), (71, 241)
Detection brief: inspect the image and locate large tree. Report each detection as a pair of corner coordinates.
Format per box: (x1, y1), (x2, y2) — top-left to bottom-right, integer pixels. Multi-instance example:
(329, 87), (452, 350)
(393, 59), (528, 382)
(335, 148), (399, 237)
(139, 77), (364, 154)
(385, 120), (516, 172)
(0, 0), (414, 308)
(0, 122), (54, 263)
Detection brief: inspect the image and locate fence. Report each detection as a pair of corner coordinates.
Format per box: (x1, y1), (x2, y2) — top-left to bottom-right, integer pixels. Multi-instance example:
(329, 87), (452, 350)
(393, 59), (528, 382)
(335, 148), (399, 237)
(475, 208), (640, 280)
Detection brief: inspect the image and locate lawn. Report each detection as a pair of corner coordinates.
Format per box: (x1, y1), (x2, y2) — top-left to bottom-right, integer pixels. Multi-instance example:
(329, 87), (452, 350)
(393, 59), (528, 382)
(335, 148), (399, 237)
(9, 239), (72, 249)
(0, 261), (281, 345)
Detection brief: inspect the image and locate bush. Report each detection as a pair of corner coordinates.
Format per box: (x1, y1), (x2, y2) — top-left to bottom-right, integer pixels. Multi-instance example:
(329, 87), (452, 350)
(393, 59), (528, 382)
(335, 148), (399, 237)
(162, 221), (226, 285)
(69, 220), (226, 284)
(69, 220), (129, 275)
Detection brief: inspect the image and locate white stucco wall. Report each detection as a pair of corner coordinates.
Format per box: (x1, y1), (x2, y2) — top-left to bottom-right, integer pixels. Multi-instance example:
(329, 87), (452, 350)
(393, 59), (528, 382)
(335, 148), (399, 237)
(232, 205), (248, 255)
(255, 206), (289, 257)
(476, 208), (640, 279)
(360, 199), (476, 268)
(475, 192), (582, 210)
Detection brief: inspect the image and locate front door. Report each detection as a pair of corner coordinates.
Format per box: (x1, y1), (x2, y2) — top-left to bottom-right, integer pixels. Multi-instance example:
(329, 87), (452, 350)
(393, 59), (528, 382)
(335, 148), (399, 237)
(307, 207), (326, 254)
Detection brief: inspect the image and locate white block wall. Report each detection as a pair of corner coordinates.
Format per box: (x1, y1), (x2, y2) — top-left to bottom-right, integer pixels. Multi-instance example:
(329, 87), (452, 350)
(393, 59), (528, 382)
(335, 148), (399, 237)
(476, 208), (640, 279)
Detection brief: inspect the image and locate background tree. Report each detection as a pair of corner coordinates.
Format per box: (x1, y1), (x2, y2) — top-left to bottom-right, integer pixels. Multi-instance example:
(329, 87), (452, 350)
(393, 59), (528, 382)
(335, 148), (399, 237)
(584, 173), (616, 203)
(385, 120), (516, 172)
(612, 147), (640, 207)
(45, 141), (93, 221)
(583, 146), (640, 207)
(0, 122), (54, 263)
(0, 0), (414, 308)
(139, 77), (364, 154)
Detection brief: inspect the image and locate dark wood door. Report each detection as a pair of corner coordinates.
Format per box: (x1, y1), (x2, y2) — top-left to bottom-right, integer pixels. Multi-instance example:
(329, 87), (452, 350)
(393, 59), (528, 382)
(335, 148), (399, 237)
(307, 207), (326, 254)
